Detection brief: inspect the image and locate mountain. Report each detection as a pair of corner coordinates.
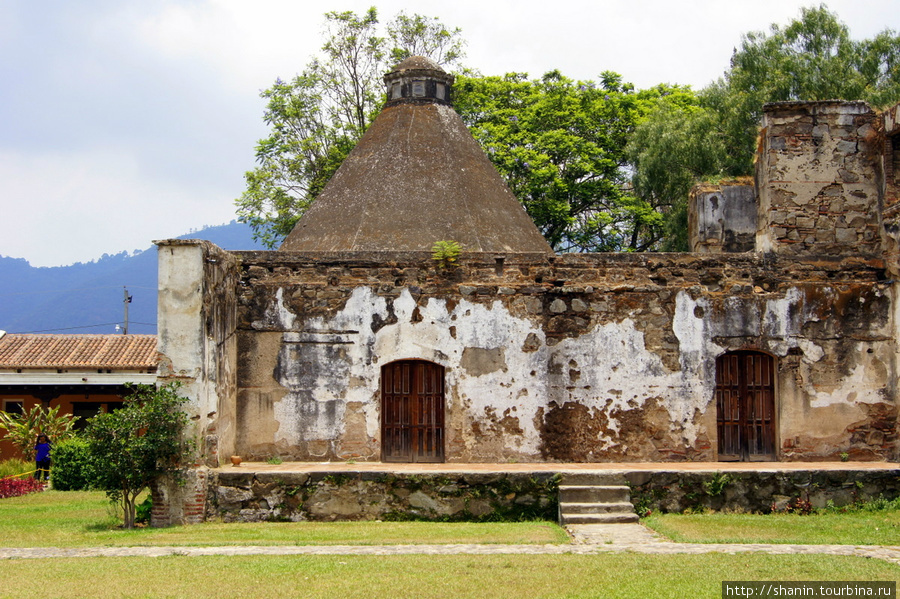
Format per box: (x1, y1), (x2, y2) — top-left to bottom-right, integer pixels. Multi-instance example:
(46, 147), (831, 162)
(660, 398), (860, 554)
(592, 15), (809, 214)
(0, 221), (267, 335)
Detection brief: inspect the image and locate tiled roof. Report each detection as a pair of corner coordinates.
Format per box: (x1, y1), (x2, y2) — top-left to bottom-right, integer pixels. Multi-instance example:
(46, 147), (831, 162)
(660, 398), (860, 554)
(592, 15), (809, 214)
(0, 334), (157, 369)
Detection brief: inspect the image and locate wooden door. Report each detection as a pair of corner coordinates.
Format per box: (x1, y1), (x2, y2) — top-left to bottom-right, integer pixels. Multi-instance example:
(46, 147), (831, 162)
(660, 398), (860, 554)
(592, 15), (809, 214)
(716, 351), (776, 461)
(381, 360), (445, 463)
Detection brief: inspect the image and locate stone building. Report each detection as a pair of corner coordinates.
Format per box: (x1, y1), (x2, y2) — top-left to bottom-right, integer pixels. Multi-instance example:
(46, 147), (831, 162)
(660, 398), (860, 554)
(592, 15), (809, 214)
(154, 58), (900, 522)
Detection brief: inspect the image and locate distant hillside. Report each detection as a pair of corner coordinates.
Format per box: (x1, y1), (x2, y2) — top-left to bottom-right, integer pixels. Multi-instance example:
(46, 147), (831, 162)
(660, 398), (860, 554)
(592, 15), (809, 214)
(0, 221), (267, 335)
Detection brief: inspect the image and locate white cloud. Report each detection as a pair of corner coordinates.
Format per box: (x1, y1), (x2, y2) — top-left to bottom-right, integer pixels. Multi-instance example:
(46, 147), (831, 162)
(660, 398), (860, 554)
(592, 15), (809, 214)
(0, 149), (237, 266)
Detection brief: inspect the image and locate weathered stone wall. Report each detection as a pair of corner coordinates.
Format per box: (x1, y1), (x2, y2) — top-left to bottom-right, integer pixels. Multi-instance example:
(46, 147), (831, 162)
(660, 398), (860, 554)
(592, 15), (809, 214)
(230, 250), (895, 463)
(154, 240), (241, 526)
(208, 467), (900, 521)
(210, 470), (559, 522)
(756, 101), (882, 257)
(626, 468), (900, 515)
(880, 104), (900, 277)
(157, 239), (241, 467)
(689, 182), (757, 253)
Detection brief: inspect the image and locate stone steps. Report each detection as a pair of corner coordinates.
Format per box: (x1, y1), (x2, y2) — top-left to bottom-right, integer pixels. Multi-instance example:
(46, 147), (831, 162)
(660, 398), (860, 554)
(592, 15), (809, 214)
(558, 473), (639, 525)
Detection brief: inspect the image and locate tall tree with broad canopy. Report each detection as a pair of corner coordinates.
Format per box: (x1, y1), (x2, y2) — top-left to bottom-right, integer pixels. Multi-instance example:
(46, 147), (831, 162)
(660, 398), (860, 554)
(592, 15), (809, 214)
(455, 71), (678, 252)
(709, 4), (900, 175)
(236, 7), (466, 248)
(84, 383), (193, 529)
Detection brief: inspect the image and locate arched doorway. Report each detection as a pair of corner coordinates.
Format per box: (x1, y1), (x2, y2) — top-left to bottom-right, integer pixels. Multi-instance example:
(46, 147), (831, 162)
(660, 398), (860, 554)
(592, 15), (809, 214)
(716, 351), (776, 461)
(381, 360), (445, 463)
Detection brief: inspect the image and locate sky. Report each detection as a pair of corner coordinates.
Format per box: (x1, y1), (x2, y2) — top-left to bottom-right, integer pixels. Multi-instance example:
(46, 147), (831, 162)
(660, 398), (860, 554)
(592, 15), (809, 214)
(0, 0), (896, 267)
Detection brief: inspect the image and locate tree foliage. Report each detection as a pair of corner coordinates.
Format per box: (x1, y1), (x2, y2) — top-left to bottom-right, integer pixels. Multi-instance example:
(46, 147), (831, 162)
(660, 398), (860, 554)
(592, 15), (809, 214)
(0, 404), (77, 462)
(627, 89), (730, 251)
(456, 71), (677, 251)
(84, 383), (192, 529)
(236, 7), (466, 248)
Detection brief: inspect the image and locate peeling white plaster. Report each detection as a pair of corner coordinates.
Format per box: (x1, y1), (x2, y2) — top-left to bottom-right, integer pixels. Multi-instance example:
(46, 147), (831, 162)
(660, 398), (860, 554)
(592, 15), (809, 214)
(255, 288), (298, 331)
(809, 361), (887, 407)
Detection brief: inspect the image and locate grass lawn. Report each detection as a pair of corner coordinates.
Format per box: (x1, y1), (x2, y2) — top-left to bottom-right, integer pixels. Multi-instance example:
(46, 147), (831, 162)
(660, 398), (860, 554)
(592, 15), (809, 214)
(1, 490), (899, 598)
(644, 510), (900, 545)
(1, 553), (897, 599)
(0, 490), (568, 547)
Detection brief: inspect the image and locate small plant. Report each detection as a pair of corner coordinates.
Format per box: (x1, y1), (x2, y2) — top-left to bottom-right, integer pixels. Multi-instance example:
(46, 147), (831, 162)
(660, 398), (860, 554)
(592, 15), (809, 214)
(431, 240), (461, 268)
(135, 496), (153, 525)
(0, 404), (78, 461)
(771, 496), (814, 515)
(840, 452), (850, 462)
(0, 458), (30, 479)
(702, 472), (731, 497)
(266, 456), (283, 465)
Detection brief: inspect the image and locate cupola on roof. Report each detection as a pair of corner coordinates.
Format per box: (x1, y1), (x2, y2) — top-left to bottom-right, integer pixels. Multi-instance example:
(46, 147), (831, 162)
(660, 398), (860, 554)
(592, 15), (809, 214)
(279, 57), (552, 254)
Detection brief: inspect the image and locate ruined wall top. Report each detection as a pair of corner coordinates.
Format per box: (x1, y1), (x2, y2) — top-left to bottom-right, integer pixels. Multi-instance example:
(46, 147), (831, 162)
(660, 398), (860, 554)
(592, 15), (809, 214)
(756, 100), (881, 257)
(689, 180), (756, 254)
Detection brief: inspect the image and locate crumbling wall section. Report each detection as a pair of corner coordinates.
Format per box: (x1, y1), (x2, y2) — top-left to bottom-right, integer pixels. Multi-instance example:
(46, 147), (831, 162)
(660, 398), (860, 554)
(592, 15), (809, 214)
(757, 101), (881, 257)
(154, 239), (240, 526)
(881, 104), (900, 276)
(689, 181), (757, 253)
(231, 250), (895, 463)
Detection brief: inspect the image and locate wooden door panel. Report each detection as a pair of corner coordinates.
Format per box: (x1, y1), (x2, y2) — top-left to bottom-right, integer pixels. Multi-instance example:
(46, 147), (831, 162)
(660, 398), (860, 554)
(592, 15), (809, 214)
(716, 352), (775, 461)
(382, 361), (445, 463)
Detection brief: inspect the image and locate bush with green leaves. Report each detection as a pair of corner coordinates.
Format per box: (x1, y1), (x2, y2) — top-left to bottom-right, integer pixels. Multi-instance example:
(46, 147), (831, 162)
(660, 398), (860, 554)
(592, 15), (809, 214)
(84, 383), (193, 529)
(51, 437), (94, 491)
(0, 404), (78, 461)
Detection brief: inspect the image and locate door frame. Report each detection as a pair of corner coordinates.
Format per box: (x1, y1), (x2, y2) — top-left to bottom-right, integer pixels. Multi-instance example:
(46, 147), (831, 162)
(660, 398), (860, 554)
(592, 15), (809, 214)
(715, 350), (777, 462)
(380, 359), (446, 463)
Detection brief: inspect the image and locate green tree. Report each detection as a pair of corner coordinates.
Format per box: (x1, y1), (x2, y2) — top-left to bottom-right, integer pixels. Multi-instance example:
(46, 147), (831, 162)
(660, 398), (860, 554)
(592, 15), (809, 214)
(387, 11), (466, 66)
(0, 404), (77, 462)
(627, 89), (731, 251)
(455, 71), (675, 251)
(84, 383), (192, 529)
(708, 5), (900, 174)
(236, 7), (467, 248)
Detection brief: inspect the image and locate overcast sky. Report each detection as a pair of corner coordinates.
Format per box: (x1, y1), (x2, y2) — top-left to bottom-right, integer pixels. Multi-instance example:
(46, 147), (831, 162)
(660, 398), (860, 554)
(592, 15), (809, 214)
(1, 0), (895, 267)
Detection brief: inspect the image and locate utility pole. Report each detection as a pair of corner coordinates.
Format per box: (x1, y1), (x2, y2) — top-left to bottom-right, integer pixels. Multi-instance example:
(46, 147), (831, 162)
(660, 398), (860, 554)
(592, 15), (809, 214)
(123, 287), (133, 335)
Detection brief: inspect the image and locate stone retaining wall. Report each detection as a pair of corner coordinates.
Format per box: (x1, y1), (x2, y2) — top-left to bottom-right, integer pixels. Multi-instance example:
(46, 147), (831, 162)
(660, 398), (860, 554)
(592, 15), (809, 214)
(206, 468), (900, 523)
(625, 469), (900, 516)
(210, 470), (559, 522)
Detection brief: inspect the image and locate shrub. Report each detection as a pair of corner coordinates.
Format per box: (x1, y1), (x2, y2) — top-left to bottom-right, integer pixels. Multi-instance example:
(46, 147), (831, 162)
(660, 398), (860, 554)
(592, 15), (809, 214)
(135, 496), (153, 525)
(52, 437), (94, 491)
(0, 476), (45, 499)
(85, 382), (193, 528)
(0, 458), (31, 479)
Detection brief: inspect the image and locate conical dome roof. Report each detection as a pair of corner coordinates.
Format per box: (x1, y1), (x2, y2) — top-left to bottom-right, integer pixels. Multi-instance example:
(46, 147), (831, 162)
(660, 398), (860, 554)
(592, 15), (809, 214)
(279, 58), (552, 254)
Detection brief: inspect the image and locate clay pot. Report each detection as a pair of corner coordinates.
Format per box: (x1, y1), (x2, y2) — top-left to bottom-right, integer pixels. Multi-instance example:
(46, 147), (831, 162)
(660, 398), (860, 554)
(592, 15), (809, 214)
(230, 455), (242, 466)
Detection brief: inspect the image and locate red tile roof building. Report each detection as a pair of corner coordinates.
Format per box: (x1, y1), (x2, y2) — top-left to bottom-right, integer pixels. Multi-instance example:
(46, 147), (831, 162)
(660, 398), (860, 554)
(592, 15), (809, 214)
(0, 332), (158, 459)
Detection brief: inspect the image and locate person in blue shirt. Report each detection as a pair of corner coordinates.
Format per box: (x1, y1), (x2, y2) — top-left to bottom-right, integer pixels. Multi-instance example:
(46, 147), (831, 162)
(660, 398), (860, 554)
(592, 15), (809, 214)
(34, 434), (51, 481)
